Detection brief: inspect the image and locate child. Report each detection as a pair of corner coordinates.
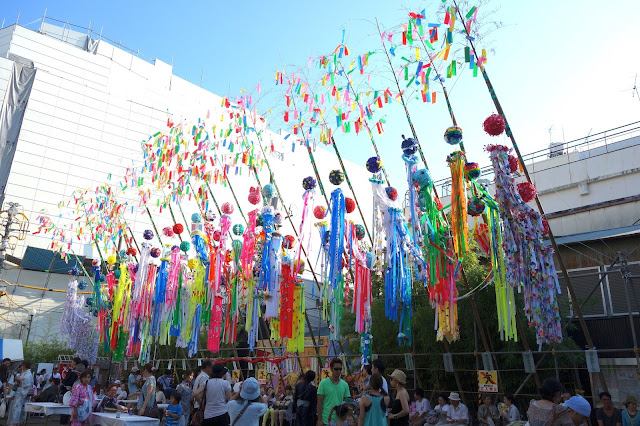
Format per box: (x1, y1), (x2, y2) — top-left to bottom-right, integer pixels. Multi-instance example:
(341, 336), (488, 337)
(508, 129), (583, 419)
(165, 393), (182, 426)
(329, 404), (354, 426)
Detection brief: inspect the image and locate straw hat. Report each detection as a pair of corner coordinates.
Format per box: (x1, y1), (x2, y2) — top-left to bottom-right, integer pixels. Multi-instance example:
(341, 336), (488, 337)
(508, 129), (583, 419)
(625, 395), (638, 405)
(448, 392), (461, 401)
(389, 369), (407, 385)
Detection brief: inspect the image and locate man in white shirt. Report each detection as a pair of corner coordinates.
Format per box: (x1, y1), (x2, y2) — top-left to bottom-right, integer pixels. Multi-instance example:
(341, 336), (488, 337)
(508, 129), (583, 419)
(446, 393), (469, 425)
(371, 359), (388, 393)
(410, 388), (432, 426)
(193, 360), (214, 409)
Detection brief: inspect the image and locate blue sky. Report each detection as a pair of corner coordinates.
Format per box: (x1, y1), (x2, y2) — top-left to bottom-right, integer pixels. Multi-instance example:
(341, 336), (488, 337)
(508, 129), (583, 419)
(4, 0), (640, 192)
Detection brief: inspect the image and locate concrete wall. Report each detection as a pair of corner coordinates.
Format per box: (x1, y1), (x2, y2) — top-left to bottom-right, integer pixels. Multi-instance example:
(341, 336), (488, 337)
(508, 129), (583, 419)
(0, 24), (374, 341)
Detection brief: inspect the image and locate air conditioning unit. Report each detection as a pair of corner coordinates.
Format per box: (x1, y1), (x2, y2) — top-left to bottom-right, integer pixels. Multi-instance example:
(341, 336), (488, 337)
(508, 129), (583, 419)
(549, 142), (565, 158)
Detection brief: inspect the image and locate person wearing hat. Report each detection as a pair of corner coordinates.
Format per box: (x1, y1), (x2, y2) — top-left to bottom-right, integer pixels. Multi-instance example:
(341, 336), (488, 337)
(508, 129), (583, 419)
(564, 395), (593, 426)
(194, 363), (232, 426)
(622, 395), (639, 426)
(445, 393), (468, 425)
(317, 358), (350, 426)
(129, 367), (141, 398)
(388, 369), (411, 426)
(227, 377), (268, 426)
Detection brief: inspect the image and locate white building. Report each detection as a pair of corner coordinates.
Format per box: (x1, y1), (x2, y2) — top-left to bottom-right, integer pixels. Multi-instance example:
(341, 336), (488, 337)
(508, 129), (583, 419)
(0, 21), (373, 341)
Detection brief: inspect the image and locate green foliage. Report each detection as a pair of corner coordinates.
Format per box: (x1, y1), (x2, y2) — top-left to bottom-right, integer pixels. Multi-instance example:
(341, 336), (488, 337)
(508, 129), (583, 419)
(24, 339), (74, 364)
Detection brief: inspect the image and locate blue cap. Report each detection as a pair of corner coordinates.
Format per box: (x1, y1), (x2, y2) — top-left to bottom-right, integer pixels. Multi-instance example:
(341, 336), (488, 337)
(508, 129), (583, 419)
(565, 395), (591, 417)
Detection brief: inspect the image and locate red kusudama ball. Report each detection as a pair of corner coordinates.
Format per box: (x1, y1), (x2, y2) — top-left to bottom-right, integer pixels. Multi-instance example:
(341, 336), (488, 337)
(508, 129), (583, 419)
(345, 198), (356, 214)
(517, 182), (537, 202)
(508, 155), (518, 173)
(213, 230), (221, 241)
(172, 223), (184, 235)
(385, 187), (398, 201)
(163, 226), (175, 237)
(314, 206), (326, 220)
(483, 114), (506, 136)
(221, 202), (234, 214)
(282, 235), (295, 249)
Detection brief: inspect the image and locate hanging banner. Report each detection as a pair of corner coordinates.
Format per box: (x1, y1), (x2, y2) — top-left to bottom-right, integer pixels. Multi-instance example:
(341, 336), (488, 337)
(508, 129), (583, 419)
(478, 370), (498, 392)
(522, 352), (536, 374)
(404, 353), (415, 371)
(443, 353), (454, 373)
(482, 352), (494, 371)
(585, 350), (600, 373)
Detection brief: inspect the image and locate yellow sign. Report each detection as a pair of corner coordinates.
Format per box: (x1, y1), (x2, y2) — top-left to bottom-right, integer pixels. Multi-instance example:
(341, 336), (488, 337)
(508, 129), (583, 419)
(321, 368), (331, 380)
(478, 370), (498, 392)
(257, 369), (268, 384)
(232, 370), (241, 382)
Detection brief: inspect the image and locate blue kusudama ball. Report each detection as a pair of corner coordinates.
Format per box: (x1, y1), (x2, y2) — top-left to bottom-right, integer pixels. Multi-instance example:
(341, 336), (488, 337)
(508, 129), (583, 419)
(444, 126), (463, 145)
(180, 241), (191, 253)
(329, 170), (344, 185)
(69, 267), (80, 276)
(78, 281), (88, 290)
(302, 176), (317, 191)
(366, 156), (383, 173)
(401, 136), (419, 155)
(191, 213), (202, 223)
(262, 184), (276, 199)
(413, 168), (433, 189)
(143, 229), (154, 240)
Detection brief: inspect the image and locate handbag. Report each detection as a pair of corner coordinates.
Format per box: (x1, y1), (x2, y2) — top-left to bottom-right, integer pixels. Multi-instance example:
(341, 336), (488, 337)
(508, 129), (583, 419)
(0, 400), (6, 418)
(191, 381), (208, 426)
(77, 396), (93, 422)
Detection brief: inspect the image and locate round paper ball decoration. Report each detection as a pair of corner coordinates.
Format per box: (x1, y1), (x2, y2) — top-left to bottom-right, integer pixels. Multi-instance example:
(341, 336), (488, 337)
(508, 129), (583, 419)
(401, 136), (419, 155)
(114, 270), (121, 279)
(365, 156), (383, 173)
(366, 252), (373, 269)
(508, 155), (518, 174)
(232, 224), (245, 236)
(143, 229), (154, 240)
(386, 187), (398, 201)
(191, 213), (202, 223)
(180, 241), (191, 253)
(85, 297), (93, 307)
(465, 162), (481, 180)
(173, 223), (184, 235)
(205, 211), (217, 222)
(294, 259), (306, 274)
(443, 126), (463, 145)
(483, 113), (506, 136)
(188, 258), (198, 269)
(413, 168), (432, 189)
(221, 202), (234, 215)
(150, 247), (161, 258)
(329, 170), (344, 185)
(262, 184), (276, 199)
(127, 247), (137, 256)
(106, 255), (117, 265)
(282, 235), (295, 249)
(69, 266), (80, 276)
(345, 198), (356, 214)
(467, 196), (486, 217)
(541, 217), (550, 235)
(355, 224), (366, 240)
(162, 226), (175, 237)
(212, 230), (221, 241)
(313, 206), (326, 219)
(517, 182), (537, 202)
(248, 187), (261, 205)
(78, 281), (89, 290)
(302, 176), (317, 191)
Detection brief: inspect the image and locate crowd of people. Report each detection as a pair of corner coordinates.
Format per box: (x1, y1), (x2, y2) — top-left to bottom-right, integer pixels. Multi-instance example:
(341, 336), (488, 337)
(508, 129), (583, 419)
(0, 356), (638, 426)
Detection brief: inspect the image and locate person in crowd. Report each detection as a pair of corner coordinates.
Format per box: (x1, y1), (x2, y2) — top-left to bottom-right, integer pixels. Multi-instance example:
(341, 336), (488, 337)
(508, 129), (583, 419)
(527, 378), (574, 426)
(52, 366), (61, 380)
(194, 360), (214, 410)
(117, 382), (128, 400)
(564, 396), (593, 426)
(272, 385), (293, 426)
(477, 395), (499, 426)
(35, 378), (61, 402)
(317, 358), (350, 426)
(293, 370), (317, 426)
(159, 369), (176, 398)
(371, 360), (388, 393)
(360, 365), (372, 392)
(175, 372), (194, 426)
(129, 367), (141, 398)
(597, 392), (622, 426)
(445, 393), (468, 425)
(7, 361), (34, 426)
(433, 393), (450, 425)
(69, 370), (94, 426)
(357, 374), (389, 426)
(563, 393), (572, 403)
(36, 368), (48, 389)
(157, 382), (167, 404)
(166, 393), (183, 426)
(500, 394), (521, 424)
(410, 388), (431, 426)
(387, 369), (410, 426)
(62, 357), (82, 392)
(329, 404), (355, 426)
(622, 395), (639, 426)
(227, 377), (267, 426)
(195, 363), (232, 426)
(137, 363), (157, 417)
(95, 383), (127, 412)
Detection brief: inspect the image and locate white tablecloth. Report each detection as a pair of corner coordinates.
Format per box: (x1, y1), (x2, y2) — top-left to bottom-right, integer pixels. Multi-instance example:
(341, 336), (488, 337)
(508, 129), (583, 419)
(91, 412), (160, 426)
(157, 404), (168, 410)
(25, 402), (72, 416)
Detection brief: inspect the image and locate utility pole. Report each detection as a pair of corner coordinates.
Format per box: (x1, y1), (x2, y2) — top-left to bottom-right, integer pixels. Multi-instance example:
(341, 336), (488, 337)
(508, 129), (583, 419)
(619, 252), (640, 380)
(0, 202), (28, 278)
